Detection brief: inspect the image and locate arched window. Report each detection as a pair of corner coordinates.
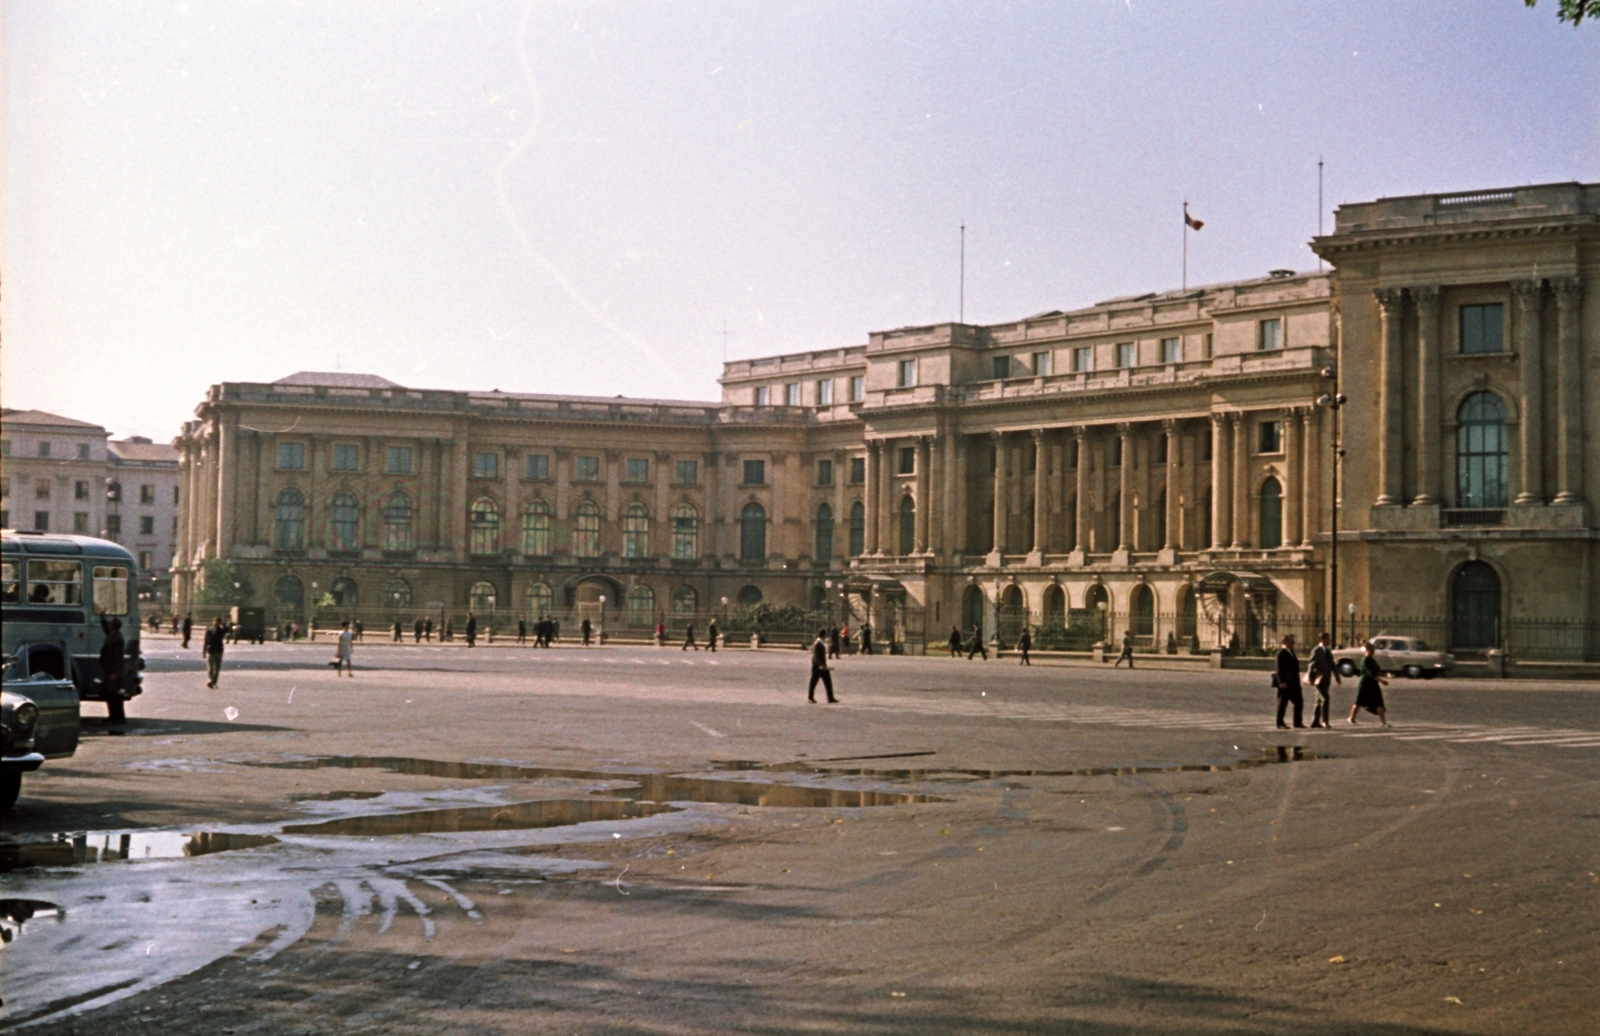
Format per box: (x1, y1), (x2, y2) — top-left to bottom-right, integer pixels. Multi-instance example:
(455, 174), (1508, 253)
(671, 585), (698, 616)
(626, 585), (655, 626)
(1084, 583), (1109, 639)
(623, 503), (650, 558)
(1043, 584), (1066, 626)
(1259, 478), (1283, 549)
(329, 492), (360, 551)
(1457, 392), (1509, 508)
(740, 502), (767, 562)
(382, 492), (412, 552)
(964, 584), (985, 631)
(274, 574), (304, 619)
(848, 501), (865, 556)
(1177, 585), (1198, 639)
(899, 495), (916, 555)
(521, 500), (552, 556)
(469, 497), (500, 556)
(815, 502), (834, 560)
(274, 489), (306, 550)
(330, 576), (359, 607)
(526, 581), (553, 618)
(469, 580), (498, 613)
(1131, 584), (1155, 637)
(573, 501), (601, 558)
(384, 576), (412, 608)
(1451, 562), (1502, 649)
(737, 584), (764, 606)
(672, 504), (699, 560)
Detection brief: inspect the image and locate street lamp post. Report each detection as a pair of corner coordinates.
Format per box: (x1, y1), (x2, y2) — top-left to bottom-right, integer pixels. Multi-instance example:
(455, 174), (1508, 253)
(1316, 378), (1347, 644)
(824, 579), (834, 627)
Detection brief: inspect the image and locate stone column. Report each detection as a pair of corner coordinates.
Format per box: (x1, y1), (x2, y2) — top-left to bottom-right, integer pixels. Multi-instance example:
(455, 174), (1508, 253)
(1229, 413), (1248, 548)
(939, 430), (957, 556)
(1513, 279), (1545, 505)
(1030, 430), (1048, 557)
(990, 432), (1006, 559)
(954, 436), (970, 557)
(1412, 286), (1441, 505)
(1283, 408), (1302, 549)
(215, 414), (238, 557)
(175, 443), (192, 568)
(1117, 423), (1133, 551)
(1163, 420), (1180, 551)
(915, 435), (931, 553)
(654, 451), (672, 560)
(1553, 277), (1585, 505)
(864, 440), (881, 555)
(1299, 409), (1317, 547)
(880, 440), (898, 554)
(1073, 427), (1090, 558)
(1374, 287), (1406, 506)
(1211, 414), (1229, 550)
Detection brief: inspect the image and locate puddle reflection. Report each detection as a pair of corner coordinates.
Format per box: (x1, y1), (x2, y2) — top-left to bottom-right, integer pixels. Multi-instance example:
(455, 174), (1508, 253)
(716, 745), (1326, 781)
(0, 832), (278, 872)
(0, 898), (62, 943)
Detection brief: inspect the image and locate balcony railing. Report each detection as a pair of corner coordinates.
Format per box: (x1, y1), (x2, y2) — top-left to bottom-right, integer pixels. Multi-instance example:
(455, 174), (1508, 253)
(1442, 509), (1507, 528)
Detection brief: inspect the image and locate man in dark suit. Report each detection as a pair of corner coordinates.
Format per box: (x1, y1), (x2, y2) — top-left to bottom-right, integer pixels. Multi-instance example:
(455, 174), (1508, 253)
(1274, 634), (1304, 729)
(1306, 632), (1341, 728)
(100, 617), (128, 724)
(203, 616), (227, 690)
(808, 629), (837, 703)
(464, 612), (478, 647)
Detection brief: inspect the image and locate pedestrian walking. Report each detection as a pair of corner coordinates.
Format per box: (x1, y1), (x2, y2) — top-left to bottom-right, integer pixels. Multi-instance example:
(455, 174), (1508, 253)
(181, 614), (193, 649)
(413, 618), (423, 643)
(353, 620), (364, 642)
(99, 617), (128, 723)
(807, 629), (838, 703)
(1306, 632), (1340, 728)
(966, 624), (988, 660)
(948, 625), (963, 658)
(464, 612), (477, 647)
(1348, 642), (1389, 726)
(517, 616), (528, 645)
(1273, 633), (1304, 729)
(655, 621), (666, 647)
(707, 618), (719, 652)
(1113, 630), (1135, 668)
(581, 617), (593, 647)
(828, 625), (842, 659)
(839, 622), (851, 654)
(424, 617), (434, 642)
(334, 620), (355, 677)
(683, 622), (699, 650)
(1017, 628), (1032, 666)
(860, 624), (873, 656)
(203, 616), (226, 690)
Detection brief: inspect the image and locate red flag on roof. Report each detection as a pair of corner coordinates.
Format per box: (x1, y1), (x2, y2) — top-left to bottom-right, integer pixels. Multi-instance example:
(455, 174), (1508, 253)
(1184, 204), (1204, 231)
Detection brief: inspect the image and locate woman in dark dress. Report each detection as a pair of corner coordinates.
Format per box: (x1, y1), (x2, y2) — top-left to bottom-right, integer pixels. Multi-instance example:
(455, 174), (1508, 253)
(1348, 641), (1388, 727)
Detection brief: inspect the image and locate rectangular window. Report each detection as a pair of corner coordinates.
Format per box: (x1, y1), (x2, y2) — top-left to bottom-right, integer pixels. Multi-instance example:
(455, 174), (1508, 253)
(849, 457), (866, 484)
(140, 515), (155, 535)
(1258, 318), (1283, 351)
(1259, 420), (1283, 454)
(523, 453), (548, 480)
(0, 510), (8, 529)
(74, 512), (89, 533)
(107, 482), (121, 502)
(816, 379), (833, 406)
(898, 447), (915, 475)
(1072, 346), (1093, 373)
(387, 446), (413, 474)
(754, 385), (770, 406)
(172, 485), (180, 504)
(27, 558), (82, 605)
(1161, 337), (1181, 364)
(78, 443), (91, 460)
(33, 511), (49, 531)
(35, 481), (50, 500)
(333, 444), (360, 471)
(140, 484), (155, 504)
(1204, 332), (1214, 358)
(1460, 303), (1505, 354)
(139, 551), (153, 570)
(674, 459), (698, 484)
(897, 359), (917, 388)
(743, 459), (766, 485)
(106, 514), (121, 534)
(38, 441), (51, 458)
(816, 458), (834, 486)
(850, 375), (865, 402)
(1116, 342), (1136, 368)
(992, 355), (1011, 380)
(1, 478), (8, 498)
(624, 458), (649, 483)
(784, 382), (801, 407)
(75, 481), (90, 501)
(92, 565), (128, 616)
(473, 451), (499, 478)
(278, 442), (305, 469)
(575, 456), (600, 482)
(1032, 351), (1052, 377)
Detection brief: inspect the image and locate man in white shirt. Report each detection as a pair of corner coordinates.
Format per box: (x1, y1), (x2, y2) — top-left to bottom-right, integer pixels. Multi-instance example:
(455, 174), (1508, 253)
(336, 621), (355, 677)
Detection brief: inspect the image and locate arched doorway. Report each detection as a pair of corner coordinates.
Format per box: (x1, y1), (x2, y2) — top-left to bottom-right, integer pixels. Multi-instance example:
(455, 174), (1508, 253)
(1131, 584), (1155, 640)
(740, 502), (767, 562)
(997, 584), (1025, 647)
(1259, 478), (1283, 549)
(1451, 562), (1501, 650)
(1177, 584), (1198, 642)
(273, 575), (304, 626)
(963, 584), (985, 634)
(1042, 584), (1066, 627)
(330, 576), (359, 609)
(1084, 583), (1109, 642)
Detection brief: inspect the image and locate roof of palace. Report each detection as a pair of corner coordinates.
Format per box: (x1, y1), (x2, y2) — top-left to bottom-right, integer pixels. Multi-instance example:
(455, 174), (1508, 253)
(0, 408), (110, 431)
(273, 372), (403, 389)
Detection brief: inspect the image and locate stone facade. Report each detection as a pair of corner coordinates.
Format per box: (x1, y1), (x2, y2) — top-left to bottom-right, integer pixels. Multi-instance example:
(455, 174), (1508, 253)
(170, 182), (1598, 654)
(1, 409), (113, 539)
(107, 438), (182, 605)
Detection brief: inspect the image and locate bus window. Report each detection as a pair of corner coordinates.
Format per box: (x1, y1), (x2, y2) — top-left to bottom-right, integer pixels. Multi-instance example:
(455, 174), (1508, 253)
(1, 559), (18, 604)
(93, 565), (130, 616)
(27, 559), (83, 606)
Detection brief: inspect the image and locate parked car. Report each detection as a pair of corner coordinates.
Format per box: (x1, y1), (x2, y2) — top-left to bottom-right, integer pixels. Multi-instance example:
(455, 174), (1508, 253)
(1332, 636), (1455, 679)
(2, 655), (81, 812)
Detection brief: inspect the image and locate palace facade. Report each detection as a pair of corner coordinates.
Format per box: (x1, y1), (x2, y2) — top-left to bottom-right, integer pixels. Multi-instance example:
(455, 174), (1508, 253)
(170, 182), (1599, 655)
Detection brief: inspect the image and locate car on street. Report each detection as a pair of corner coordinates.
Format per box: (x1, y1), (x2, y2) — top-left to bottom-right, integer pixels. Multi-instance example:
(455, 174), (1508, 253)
(1, 659), (81, 812)
(1332, 635), (1455, 679)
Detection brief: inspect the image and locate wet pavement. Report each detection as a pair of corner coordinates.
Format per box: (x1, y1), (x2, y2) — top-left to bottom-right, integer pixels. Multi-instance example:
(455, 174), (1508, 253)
(1, 643), (1596, 1034)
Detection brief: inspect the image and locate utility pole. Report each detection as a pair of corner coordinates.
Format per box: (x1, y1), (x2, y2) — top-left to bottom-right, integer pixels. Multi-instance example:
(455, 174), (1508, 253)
(959, 224), (966, 324)
(1317, 157), (1325, 272)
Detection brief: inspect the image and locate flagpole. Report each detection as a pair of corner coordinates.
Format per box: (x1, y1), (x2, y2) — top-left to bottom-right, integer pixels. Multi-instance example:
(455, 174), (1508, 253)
(1182, 201), (1188, 291)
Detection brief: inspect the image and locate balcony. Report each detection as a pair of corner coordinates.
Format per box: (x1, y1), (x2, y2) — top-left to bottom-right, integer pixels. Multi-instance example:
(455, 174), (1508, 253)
(1442, 509), (1507, 528)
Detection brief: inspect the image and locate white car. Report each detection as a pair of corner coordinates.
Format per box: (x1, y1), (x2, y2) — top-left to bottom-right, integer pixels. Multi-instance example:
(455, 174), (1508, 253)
(1332, 636), (1455, 680)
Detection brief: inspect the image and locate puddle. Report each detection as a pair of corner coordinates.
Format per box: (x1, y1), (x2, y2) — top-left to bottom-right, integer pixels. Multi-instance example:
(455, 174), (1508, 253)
(282, 798), (677, 837)
(286, 789), (385, 802)
(715, 745), (1328, 782)
(0, 832), (278, 872)
(0, 899), (62, 943)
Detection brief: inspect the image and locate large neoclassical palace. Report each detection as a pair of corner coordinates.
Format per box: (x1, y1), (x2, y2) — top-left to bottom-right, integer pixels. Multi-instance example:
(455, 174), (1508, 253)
(171, 181), (1598, 655)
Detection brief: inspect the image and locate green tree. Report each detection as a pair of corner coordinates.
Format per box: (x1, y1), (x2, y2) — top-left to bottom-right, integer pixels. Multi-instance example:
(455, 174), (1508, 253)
(1525, 0), (1594, 26)
(195, 560), (253, 607)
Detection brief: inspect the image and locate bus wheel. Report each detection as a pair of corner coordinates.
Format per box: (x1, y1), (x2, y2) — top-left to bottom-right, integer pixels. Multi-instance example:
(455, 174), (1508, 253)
(0, 771), (21, 813)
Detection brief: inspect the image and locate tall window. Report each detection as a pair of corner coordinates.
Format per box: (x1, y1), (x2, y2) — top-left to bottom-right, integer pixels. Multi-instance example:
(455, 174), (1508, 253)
(743, 459), (765, 485)
(573, 501), (602, 557)
(574, 456), (600, 481)
(816, 379), (833, 405)
(898, 447), (915, 474)
(526, 582), (554, 618)
(898, 495), (916, 555)
(1131, 584), (1155, 637)
(1460, 304), (1504, 354)
(816, 459), (834, 486)
(469, 497), (500, 555)
(384, 492), (412, 553)
(1161, 337), (1181, 364)
(278, 442), (305, 469)
(1259, 478), (1283, 549)
(622, 503), (651, 558)
(521, 500), (552, 555)
(626, 586), (655, 626)
(1073, 346), (1093, 372)
(624, 458), (649, 483)
(473, 452), (499, 478)
(784, 383), (801, 406)
(754, 386), (770, 406)
(1258, 318), (1283, 351)
(139, 484), (154, 504)
(849, 457), (866, 484)
(898, 359), (917, 387)
(815, 502), (834, 559)
(674, 459), (698, 484)
(1457, 392), (1509, 507)
(672, 504), (699, 559)
(740, 502), (767, 561)
(333, 444), (359, 471)
(274, 488), (306, 550)
(328, 492), (360, 551)
(387, 446), (413, 473)
(1032, 351), (1052, 376)
(1258, 420), (1283, 454)
(850, 375), (865, 402)
(525, 453), (550, 480)
(1116, 342), (1135, 368)
(848, 501), (865, 556)
(992, 355), (1011, 380)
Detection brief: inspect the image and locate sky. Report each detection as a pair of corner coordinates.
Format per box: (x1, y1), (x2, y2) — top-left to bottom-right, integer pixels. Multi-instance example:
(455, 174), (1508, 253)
(3, 1), (1596, 440)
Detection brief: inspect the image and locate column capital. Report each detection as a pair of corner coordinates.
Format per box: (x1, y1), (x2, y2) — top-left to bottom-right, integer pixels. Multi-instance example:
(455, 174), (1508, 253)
(1073, 424), (1089, 441)
(1116, 422), (1132, 437)
(1373, 286), (1406, 312)
(1553, 275), (1584, 305)
(1030, 428), (1045, 443)
(1211, 412), (1227, 428)
(1410, 284), (1441, 310)
(1511, 278), (1544, 303)
(988, 430), (1004, 443)
(1162, 418), (1179, 434)
(1227, 411), (1243, 427)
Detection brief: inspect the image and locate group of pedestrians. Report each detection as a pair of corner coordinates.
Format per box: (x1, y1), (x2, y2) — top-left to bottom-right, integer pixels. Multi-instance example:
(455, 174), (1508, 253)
(1274, 632), (1388, 729)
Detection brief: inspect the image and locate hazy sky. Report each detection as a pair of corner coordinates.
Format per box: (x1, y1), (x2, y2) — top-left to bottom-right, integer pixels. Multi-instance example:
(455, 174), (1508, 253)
(3, 1), (1595, 440)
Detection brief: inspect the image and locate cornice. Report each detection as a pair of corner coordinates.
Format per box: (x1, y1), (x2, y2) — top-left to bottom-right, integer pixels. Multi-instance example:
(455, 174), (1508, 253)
(1313, 214), (1598, 257)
